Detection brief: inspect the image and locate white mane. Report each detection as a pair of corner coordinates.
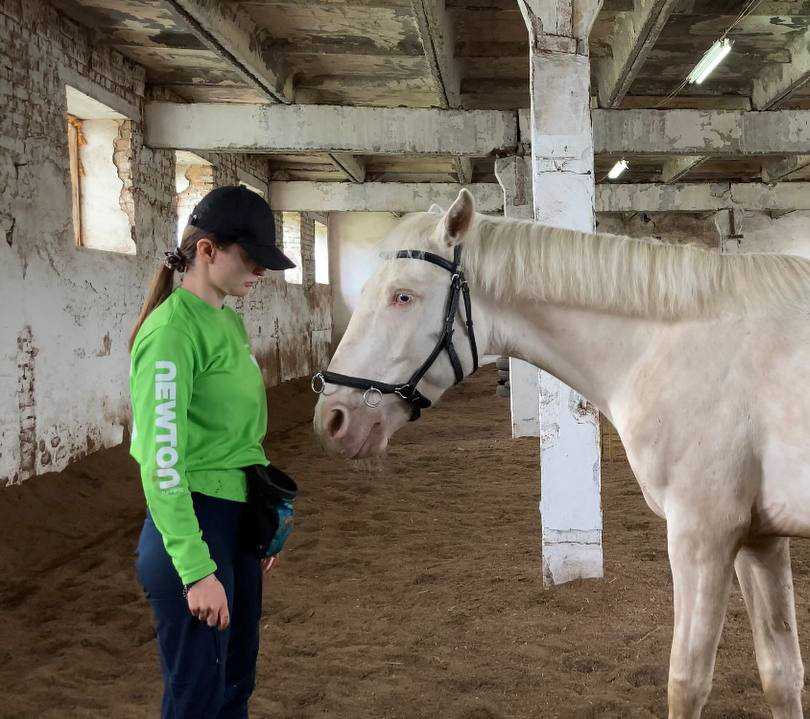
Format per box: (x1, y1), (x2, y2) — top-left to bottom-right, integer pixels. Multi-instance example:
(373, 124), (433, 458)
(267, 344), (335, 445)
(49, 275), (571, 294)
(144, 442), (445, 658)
(382, 212), (810, 319)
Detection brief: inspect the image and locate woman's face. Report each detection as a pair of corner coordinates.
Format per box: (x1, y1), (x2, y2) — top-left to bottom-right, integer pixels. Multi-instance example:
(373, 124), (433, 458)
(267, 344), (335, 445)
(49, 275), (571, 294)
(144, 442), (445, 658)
(209, 243), (267, 298)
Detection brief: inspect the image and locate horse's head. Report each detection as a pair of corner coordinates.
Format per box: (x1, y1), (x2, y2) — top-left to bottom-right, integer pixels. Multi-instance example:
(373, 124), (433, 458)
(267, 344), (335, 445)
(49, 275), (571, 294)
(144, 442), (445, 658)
(313, 189), (482, 458)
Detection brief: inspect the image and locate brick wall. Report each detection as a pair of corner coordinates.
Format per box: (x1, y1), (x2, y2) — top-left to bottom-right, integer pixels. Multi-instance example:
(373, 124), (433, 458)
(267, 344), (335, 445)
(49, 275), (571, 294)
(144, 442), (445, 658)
(0, 0), (331, 484)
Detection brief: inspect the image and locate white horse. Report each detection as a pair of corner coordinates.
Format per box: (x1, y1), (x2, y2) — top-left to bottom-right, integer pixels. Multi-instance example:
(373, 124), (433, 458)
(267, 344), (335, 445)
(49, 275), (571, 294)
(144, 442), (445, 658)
(313, 189), (810, 718)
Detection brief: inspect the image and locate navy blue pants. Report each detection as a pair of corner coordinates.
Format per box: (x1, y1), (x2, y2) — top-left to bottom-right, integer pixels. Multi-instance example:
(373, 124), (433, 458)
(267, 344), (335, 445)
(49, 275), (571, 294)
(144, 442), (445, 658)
(136, 493), (262, 719)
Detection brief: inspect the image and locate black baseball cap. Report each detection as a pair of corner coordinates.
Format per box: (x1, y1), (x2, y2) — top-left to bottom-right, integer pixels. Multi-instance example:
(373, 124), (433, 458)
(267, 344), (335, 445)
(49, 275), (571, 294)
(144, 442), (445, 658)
(189, 185), (296, 270)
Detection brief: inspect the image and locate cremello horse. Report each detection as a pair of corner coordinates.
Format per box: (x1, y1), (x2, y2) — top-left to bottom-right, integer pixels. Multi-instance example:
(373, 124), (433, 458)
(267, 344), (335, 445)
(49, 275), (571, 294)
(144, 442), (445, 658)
(313, 189), (810, 718)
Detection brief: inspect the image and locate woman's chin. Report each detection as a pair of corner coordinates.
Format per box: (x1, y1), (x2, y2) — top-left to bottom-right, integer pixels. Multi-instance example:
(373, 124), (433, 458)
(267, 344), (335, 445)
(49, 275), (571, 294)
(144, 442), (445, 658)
(231, 284), (252, 297)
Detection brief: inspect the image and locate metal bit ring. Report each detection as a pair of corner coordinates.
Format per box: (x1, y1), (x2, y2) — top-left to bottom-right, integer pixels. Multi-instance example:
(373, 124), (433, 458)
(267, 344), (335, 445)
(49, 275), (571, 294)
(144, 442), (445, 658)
(363, 387), (383, 408)
(311, 372), (326, 394)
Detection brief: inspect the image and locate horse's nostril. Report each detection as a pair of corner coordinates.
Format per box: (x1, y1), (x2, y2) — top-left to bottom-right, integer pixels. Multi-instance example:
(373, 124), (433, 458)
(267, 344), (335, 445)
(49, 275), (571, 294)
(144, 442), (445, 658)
(326, 406), (348, 440)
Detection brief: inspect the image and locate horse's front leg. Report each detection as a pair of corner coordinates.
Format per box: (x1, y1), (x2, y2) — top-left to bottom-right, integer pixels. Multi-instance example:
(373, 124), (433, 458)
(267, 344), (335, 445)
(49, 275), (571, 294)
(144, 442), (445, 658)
(735, 537), (804, 719)
(666, 512), (742, 719)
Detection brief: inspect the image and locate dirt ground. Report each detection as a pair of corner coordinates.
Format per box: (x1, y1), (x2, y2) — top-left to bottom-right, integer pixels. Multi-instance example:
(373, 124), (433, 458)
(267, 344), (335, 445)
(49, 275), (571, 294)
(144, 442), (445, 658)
(2, 365), (810, 718)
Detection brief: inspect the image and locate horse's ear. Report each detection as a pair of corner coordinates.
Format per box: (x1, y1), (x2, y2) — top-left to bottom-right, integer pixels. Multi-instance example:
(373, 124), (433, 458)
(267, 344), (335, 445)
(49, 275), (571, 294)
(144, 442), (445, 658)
(440, 189), (475, 247)
(427, 203), (444, 215)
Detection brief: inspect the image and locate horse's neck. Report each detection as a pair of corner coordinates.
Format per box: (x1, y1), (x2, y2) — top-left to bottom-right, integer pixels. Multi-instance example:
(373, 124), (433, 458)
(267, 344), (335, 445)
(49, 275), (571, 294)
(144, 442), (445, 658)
(478, 293), (657, 418)
(468, 220), (664, 415)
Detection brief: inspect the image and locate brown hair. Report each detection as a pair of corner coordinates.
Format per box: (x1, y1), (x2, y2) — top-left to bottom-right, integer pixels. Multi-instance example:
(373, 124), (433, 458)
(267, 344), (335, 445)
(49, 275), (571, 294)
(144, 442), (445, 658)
(128, 225), (235, 351)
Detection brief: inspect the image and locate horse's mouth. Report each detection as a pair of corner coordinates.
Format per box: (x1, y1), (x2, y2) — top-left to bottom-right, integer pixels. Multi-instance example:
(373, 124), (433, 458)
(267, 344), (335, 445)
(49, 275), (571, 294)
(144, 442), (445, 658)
(347, 423), (387, 459)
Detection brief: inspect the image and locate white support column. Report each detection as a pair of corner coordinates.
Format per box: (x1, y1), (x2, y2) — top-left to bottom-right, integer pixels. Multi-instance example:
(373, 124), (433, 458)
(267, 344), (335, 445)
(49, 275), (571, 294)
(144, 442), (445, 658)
(519, 0), (603, 587)
(494, 155), (541, 439)
(717, 207), (746, 254)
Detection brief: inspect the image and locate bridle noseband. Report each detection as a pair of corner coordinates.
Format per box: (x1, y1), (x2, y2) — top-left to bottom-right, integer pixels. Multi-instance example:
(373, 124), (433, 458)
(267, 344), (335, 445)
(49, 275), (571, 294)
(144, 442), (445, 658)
(311, 244), (479, 421)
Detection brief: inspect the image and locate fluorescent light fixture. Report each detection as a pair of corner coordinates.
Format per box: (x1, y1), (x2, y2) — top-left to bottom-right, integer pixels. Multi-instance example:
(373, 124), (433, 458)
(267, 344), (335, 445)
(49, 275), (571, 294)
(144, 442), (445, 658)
(607, 159), (629, 180)
(687, 38), (733, 85)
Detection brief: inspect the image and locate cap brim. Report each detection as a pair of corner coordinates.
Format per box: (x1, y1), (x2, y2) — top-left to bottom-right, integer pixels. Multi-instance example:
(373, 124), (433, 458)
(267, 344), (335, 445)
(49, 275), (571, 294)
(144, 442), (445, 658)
(242, 242), (296, 271)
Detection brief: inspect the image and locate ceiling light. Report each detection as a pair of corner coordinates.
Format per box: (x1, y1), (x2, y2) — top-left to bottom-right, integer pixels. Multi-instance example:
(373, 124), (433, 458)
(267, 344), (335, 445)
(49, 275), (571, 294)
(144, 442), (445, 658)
(687, 38), (734, 85)
(607, 159), (629, 180)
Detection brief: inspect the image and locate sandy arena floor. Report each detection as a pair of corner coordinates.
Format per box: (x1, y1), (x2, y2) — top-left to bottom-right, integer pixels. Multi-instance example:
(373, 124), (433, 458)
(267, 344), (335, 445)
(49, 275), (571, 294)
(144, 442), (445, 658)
(2, 365), (809, 718)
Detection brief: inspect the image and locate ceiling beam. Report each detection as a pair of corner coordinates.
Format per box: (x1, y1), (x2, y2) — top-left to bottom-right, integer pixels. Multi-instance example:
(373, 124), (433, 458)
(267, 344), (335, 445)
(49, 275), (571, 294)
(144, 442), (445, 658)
(575, 0), (606, 40)
(592, 109), (810, 155)
(145, 102), (518, 155)
(163, 0), (293, 104)
(594, 0), (679, 108)
(455, 157), (473, 184)
(148, 103), (810, 158)
(411, 0), (474, 188)
(268, 180), (810, 214)
(410, 0), (461, 108)
(751, 24), (810, 110)
(675, 2), (810, 14)
(619, 95), (752, 111)
(661, 155), (708, 183)
(409, 0), (476, 185)
(269, 181), (504, 213)
(597, 182), (810, 213)
(326, 153), (366, 183)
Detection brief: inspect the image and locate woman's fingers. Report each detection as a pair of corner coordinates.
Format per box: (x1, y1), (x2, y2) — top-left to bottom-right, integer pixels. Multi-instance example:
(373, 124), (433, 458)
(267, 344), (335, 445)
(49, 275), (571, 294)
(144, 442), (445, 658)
(212, 601), (230, 629)
(195, 603), (229, 629)
(186, 574), (229, 629)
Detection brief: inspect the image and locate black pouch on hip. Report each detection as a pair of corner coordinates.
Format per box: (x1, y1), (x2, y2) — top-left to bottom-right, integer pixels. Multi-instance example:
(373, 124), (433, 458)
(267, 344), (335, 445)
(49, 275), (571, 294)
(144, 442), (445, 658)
(240, 463), (298, 559)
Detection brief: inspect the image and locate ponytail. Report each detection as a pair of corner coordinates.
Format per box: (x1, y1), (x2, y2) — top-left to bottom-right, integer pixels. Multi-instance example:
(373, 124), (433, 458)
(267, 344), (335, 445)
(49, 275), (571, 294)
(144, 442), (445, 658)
(129, 225), (231, 351)
(128, 263), (176, 351)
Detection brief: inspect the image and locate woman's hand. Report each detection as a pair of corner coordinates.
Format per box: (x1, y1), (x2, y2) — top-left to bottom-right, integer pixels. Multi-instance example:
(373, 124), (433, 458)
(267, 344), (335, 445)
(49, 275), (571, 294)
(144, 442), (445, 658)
(186, 574), (230, 630)
(261, 554), (279, 575)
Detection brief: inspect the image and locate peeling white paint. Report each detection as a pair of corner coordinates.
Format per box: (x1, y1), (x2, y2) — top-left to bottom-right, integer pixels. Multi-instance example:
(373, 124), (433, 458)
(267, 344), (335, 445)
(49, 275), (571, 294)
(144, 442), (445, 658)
(145, 102), (519, 156)
(542, 529), (604, 586)
(523, 11), (603, 585)
(1, 0), (332, 485)
(269, 181), (504, 213)
(752, 23), (810, 110)
(593, 109), (810, 155)
(597, 182), (810, 213)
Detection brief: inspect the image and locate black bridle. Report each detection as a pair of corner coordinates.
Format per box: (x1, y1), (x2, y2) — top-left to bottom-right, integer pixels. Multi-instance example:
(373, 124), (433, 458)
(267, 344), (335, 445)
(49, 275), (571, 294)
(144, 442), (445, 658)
(311, 245), (479, 421)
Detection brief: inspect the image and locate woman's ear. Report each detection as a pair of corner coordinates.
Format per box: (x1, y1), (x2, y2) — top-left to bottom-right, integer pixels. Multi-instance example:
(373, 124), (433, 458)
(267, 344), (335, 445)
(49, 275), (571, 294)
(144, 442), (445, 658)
(195, 237), (216, 265)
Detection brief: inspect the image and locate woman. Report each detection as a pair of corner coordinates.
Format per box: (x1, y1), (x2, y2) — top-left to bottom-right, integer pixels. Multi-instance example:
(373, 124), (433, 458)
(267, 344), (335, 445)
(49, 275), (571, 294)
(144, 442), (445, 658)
(129, 185), (296, 719)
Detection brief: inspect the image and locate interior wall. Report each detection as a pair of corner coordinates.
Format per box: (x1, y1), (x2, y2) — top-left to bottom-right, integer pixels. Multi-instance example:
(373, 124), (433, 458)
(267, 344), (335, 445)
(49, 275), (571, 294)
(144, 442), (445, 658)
(597, 210), (810, 258)
(0, 0), (331, 485)
(728, 211), (810, 257)
(328, 212), (401, 342)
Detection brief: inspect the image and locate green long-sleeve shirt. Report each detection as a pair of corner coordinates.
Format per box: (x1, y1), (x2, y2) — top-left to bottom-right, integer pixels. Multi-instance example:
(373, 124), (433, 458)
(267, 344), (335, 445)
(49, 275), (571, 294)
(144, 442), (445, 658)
(129, 287), (268, 584)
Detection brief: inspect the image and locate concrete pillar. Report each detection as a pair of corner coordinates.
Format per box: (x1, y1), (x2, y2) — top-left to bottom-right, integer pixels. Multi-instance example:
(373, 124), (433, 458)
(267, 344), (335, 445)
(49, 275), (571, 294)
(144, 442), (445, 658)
(494, 155), (541, 438)
(717, 207), (745, 254)
(518, 0), (603, 586)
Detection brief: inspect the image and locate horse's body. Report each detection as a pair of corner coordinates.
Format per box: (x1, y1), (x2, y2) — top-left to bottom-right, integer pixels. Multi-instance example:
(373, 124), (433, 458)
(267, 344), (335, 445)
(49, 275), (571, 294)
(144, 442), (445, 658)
(314, 190), (810, 718)
(615, 312), (810, 536)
